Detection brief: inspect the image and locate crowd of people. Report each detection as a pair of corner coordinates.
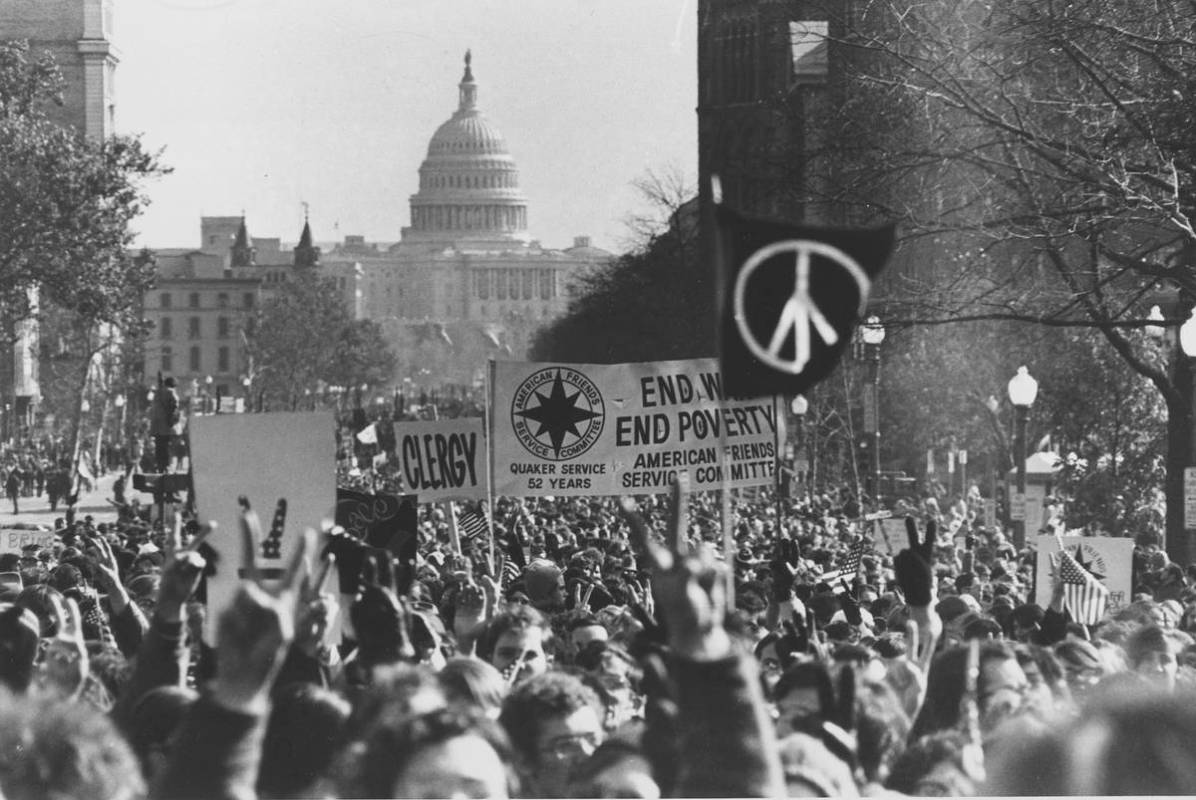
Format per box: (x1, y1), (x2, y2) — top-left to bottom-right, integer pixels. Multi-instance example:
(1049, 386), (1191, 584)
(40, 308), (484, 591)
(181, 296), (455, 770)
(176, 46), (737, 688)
(1, 406), (1196, 798)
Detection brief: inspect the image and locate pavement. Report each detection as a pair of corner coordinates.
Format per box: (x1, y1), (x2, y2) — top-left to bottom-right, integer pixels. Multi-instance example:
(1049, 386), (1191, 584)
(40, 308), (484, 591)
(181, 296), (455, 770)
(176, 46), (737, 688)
(1, 471), (127, 529)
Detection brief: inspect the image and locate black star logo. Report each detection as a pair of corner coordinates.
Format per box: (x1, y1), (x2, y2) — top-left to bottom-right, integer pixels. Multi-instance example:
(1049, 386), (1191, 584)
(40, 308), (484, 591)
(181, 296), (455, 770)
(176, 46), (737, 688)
(1073, 545), (1105, 582)
(514, 371), (600, 457)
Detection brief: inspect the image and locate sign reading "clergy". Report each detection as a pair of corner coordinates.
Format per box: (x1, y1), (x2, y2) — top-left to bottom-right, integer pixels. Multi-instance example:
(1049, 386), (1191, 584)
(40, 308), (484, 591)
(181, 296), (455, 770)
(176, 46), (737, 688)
(394, 418), (488, 502)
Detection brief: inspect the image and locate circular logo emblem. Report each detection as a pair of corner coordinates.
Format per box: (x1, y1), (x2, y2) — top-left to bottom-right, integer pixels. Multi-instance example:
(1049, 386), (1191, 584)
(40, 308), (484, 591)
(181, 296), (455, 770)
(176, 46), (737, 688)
(733, 239), (870, 375)
(510, 367), (604, 461)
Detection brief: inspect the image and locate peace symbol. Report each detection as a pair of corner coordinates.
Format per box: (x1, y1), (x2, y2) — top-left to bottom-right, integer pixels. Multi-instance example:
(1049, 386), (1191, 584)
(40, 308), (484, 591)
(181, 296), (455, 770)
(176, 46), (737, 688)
(733, 239), (871, 375)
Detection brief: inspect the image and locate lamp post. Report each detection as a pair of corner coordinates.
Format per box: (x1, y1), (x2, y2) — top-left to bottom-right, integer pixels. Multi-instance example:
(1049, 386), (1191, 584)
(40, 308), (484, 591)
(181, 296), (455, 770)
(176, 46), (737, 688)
(204, 375), (213, 414)
(861, 315), (885, 505)
(791, 395), (809, 497)
(1007, 366), (1039, 549)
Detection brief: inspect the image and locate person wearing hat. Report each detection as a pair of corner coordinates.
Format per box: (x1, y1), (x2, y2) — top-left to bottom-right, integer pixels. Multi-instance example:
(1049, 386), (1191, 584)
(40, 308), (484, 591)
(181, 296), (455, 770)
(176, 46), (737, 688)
(522, 559), (565, 614)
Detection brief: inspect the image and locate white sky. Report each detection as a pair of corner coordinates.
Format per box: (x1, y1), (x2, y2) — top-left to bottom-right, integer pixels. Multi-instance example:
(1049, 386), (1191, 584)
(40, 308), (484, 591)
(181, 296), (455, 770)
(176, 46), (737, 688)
(115, 0), (698, 254)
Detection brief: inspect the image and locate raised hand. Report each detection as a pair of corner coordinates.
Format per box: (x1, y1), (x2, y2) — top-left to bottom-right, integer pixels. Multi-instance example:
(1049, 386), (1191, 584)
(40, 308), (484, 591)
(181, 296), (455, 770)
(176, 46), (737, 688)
(38, 593), (88, 699)
(155, 514), (211, 623)
(294, 551), (338, 658)
(211, 505), (313, 715)
(620, 475), (731, 661)
(770, 538), (801, 603)
(350, 550), (415, 665)
(454, 568), (487, 640)
(839, 580), (863, 626)
(894, 516), (937, 607)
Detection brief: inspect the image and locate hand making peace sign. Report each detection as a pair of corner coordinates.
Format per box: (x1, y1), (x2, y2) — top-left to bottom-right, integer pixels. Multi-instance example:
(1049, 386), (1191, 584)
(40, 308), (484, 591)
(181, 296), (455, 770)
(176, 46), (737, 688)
(209, 500), (314, 715)
(619, 474), (732, 661)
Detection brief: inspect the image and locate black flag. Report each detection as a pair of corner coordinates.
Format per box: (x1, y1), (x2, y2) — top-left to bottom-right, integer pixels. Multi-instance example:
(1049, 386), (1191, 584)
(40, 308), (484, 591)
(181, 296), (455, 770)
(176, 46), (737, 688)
(716, 202), (895, 399)
(331, 488), (419, 594)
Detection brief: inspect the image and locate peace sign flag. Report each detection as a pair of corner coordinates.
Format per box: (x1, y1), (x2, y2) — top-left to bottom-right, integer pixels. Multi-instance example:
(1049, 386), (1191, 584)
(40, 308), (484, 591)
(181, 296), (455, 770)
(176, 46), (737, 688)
(715, 202), (895, 399)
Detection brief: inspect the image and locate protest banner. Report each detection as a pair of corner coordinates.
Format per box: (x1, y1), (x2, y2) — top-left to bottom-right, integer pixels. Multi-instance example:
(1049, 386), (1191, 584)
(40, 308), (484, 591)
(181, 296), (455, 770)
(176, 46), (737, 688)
(874, 517), (905, 556)
(0, 528), (55, 554)
(190, 412), (336, 641)
(393, 418), (487, 502)
(1034, 535), (1133, 613)
(491, 358), (779, 497)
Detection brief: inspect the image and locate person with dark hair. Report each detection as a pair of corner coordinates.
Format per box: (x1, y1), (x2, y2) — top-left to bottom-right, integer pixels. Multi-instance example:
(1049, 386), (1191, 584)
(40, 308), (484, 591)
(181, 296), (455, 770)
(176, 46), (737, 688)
(477, 604), (552, 686)
(439, 656), (507, 720)
(257, 683), (350, 799)
(566, 737), (660, 799)
(986, 685), (1196, 795)
(0, 690), (145, 800)
(149, 376), (183, 474)
(910, 640), (1030, 741)
(885, 730), (977, 796)
(1125, 624), (1184, 691)
(499, 671), (605, 798)
(354, 706), (515, 799)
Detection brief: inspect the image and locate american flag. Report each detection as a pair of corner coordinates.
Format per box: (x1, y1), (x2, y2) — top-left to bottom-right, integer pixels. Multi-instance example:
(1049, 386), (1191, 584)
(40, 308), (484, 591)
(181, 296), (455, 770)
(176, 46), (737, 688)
(457, 509), (490, 543)
(1059, 545), (1109, 625)
(821, 540), (866, 586)
(502, 558), (523, 587)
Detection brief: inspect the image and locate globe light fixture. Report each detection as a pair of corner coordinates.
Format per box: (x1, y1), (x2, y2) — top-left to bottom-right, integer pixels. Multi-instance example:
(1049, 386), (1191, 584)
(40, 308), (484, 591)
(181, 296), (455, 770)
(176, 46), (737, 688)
(1180, 308), (1196, 357)
(790, 395), (809, 416)
(860, 315), (885, 346)
(1145, 305), (1166, 341)
(1007, 366), (1038, 408)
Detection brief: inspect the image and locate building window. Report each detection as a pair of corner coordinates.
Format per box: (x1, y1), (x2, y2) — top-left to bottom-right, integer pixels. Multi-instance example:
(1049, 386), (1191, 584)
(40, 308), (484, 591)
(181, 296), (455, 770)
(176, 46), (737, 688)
(189, 346), (201, 372)
(522, 269), (533, 300)
(476, 271), (489, 300)
(495, 270), (507, 300)
(160, 317), (173, 339)
(160, 292), (172, 309)
(217, 293), (229, 308)
(218, 316), (230, 338)
(218, 346), (230, 372)
(188, 316), (201, 339)
(243, 293), (255, 309)
(161, 346), (173, 373)
(539, 269), (554, 300)
(188, 292), (200, 309)
(244, 317), (256, 337)
(790, 20), (829, 84)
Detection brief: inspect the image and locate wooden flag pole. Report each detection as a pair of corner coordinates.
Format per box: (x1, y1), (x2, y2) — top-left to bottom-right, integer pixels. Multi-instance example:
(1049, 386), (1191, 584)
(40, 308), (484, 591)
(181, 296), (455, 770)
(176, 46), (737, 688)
(484, 359), (497, 574)
(444, 500), (462, 556)
(711, 174), (735, 605)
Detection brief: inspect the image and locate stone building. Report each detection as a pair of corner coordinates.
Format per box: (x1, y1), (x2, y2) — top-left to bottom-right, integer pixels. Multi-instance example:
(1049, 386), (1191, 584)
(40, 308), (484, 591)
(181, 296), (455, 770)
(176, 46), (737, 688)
(323, 52), (614, 385)
(0, 0), (118, 438)
(142, 215), (357, 408)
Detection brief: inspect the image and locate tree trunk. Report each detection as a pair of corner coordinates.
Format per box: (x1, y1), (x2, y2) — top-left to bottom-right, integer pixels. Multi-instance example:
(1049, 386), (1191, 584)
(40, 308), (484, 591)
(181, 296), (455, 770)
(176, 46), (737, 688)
(1165, 354), (1194, 567)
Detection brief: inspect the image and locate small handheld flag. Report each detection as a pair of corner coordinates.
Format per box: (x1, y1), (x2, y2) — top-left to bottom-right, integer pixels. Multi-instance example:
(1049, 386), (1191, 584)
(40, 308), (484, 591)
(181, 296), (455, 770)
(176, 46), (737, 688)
(1057, 542), (1109, 626)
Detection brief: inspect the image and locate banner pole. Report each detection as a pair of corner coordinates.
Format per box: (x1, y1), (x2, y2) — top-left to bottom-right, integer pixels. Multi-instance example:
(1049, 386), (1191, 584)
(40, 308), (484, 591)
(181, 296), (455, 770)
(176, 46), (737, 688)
(710, 175), (735, 604)
(445, 500), (462, 556)
(774, 394), (785, 541)
(485, 359), (497, 574)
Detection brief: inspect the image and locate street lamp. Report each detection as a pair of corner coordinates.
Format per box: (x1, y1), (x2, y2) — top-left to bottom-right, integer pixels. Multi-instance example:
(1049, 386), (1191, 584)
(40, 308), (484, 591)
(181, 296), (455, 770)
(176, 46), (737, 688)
(204, 375), (214, 414)
(1007, 365), (1039, 549)
(790, 394), (809, 495)
(860, 316), (885, 505)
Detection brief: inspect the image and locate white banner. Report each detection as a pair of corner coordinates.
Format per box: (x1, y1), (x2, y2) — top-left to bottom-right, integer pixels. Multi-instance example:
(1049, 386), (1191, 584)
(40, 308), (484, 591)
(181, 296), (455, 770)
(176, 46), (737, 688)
(393, 418), (487, 502)
(190, 412), (336, 641)
(0, 528), (55, 554)
(1034, 535), (1133, 613)
(491, 359), (780, 497)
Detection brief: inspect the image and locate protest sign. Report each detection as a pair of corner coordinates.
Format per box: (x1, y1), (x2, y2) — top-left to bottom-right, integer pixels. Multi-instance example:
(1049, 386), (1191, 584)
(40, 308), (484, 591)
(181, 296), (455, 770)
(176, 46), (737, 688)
(491, 358), (779, 497)
(1034, 535), (1133, 613)
(190, 412), (335, 641)
(393, 418), (487, 502)
(0, 528), (55, 554)
(874, 517), (905, 556)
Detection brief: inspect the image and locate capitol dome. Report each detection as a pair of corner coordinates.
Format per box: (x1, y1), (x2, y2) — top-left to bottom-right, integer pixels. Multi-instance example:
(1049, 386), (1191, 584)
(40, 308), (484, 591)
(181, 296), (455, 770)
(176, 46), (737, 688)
(404, 51), (530, 244)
